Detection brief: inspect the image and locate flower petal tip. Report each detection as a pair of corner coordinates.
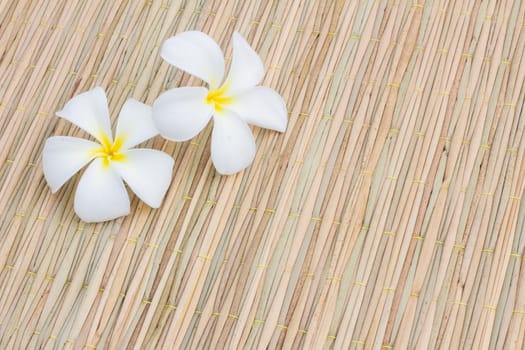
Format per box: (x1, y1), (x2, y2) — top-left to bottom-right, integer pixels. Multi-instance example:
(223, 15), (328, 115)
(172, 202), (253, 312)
(276, 110), (288, 134)
(54, 87), (112, 143)
(215, 165), (249, 176)
(225, 31), (265, 93)
(161, 31), (225, 87)
(232, 31), (243, 41)
(276, 121), (287, 133)
(76, 209), (131, 224)
(46, 181), (61, 194)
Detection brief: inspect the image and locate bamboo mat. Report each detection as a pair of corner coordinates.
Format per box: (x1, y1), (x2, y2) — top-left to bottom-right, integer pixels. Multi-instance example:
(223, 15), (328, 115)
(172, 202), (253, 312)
(1, 0), (525, 348)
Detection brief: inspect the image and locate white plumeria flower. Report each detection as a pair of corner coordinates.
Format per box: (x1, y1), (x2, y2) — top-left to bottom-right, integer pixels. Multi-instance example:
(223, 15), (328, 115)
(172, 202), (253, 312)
(153, 31), (287, 175)
(43, 87), (174, 223)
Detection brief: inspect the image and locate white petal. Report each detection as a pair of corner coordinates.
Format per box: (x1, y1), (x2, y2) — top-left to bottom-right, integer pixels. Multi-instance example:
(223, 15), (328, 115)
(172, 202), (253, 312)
(224, 31), (265, 94)
(226, 87), (287, 132)
(74, 158), (130, 223)
(152, 87), (213, 141)
(56, 87), (113, 143)
(161, 31), (225, 88)
(43, 136), (100, 193)
(116, 99), (158, 150)
(111, 149), (174, 208)
(211, 111), (256, 175)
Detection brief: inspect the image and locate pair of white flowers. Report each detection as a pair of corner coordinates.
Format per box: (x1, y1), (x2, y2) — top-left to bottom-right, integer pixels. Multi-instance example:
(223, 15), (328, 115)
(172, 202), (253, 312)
(43, 31), (287, 223)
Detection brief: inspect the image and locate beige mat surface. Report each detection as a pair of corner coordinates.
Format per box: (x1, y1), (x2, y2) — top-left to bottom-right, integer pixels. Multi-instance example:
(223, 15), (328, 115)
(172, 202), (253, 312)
(1, 0), (525, 348)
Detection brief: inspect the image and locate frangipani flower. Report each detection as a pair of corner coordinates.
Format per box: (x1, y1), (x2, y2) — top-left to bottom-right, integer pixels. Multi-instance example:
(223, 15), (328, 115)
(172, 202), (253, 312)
(153, 31), (287, 175)
(43, 87), (174, 223)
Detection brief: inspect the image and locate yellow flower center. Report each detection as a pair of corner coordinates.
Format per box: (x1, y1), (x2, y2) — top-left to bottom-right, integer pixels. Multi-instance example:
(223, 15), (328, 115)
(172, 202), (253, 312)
(205, 85), (233, 112)
(92, 134), (126, 167)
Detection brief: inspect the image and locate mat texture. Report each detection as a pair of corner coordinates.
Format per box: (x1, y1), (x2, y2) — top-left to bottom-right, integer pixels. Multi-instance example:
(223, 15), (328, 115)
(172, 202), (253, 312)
(1, 0), (525, 349)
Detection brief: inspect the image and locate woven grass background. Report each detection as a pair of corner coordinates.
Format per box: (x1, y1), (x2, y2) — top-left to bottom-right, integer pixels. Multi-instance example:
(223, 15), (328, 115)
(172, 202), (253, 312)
(1, 0), (525, 348)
